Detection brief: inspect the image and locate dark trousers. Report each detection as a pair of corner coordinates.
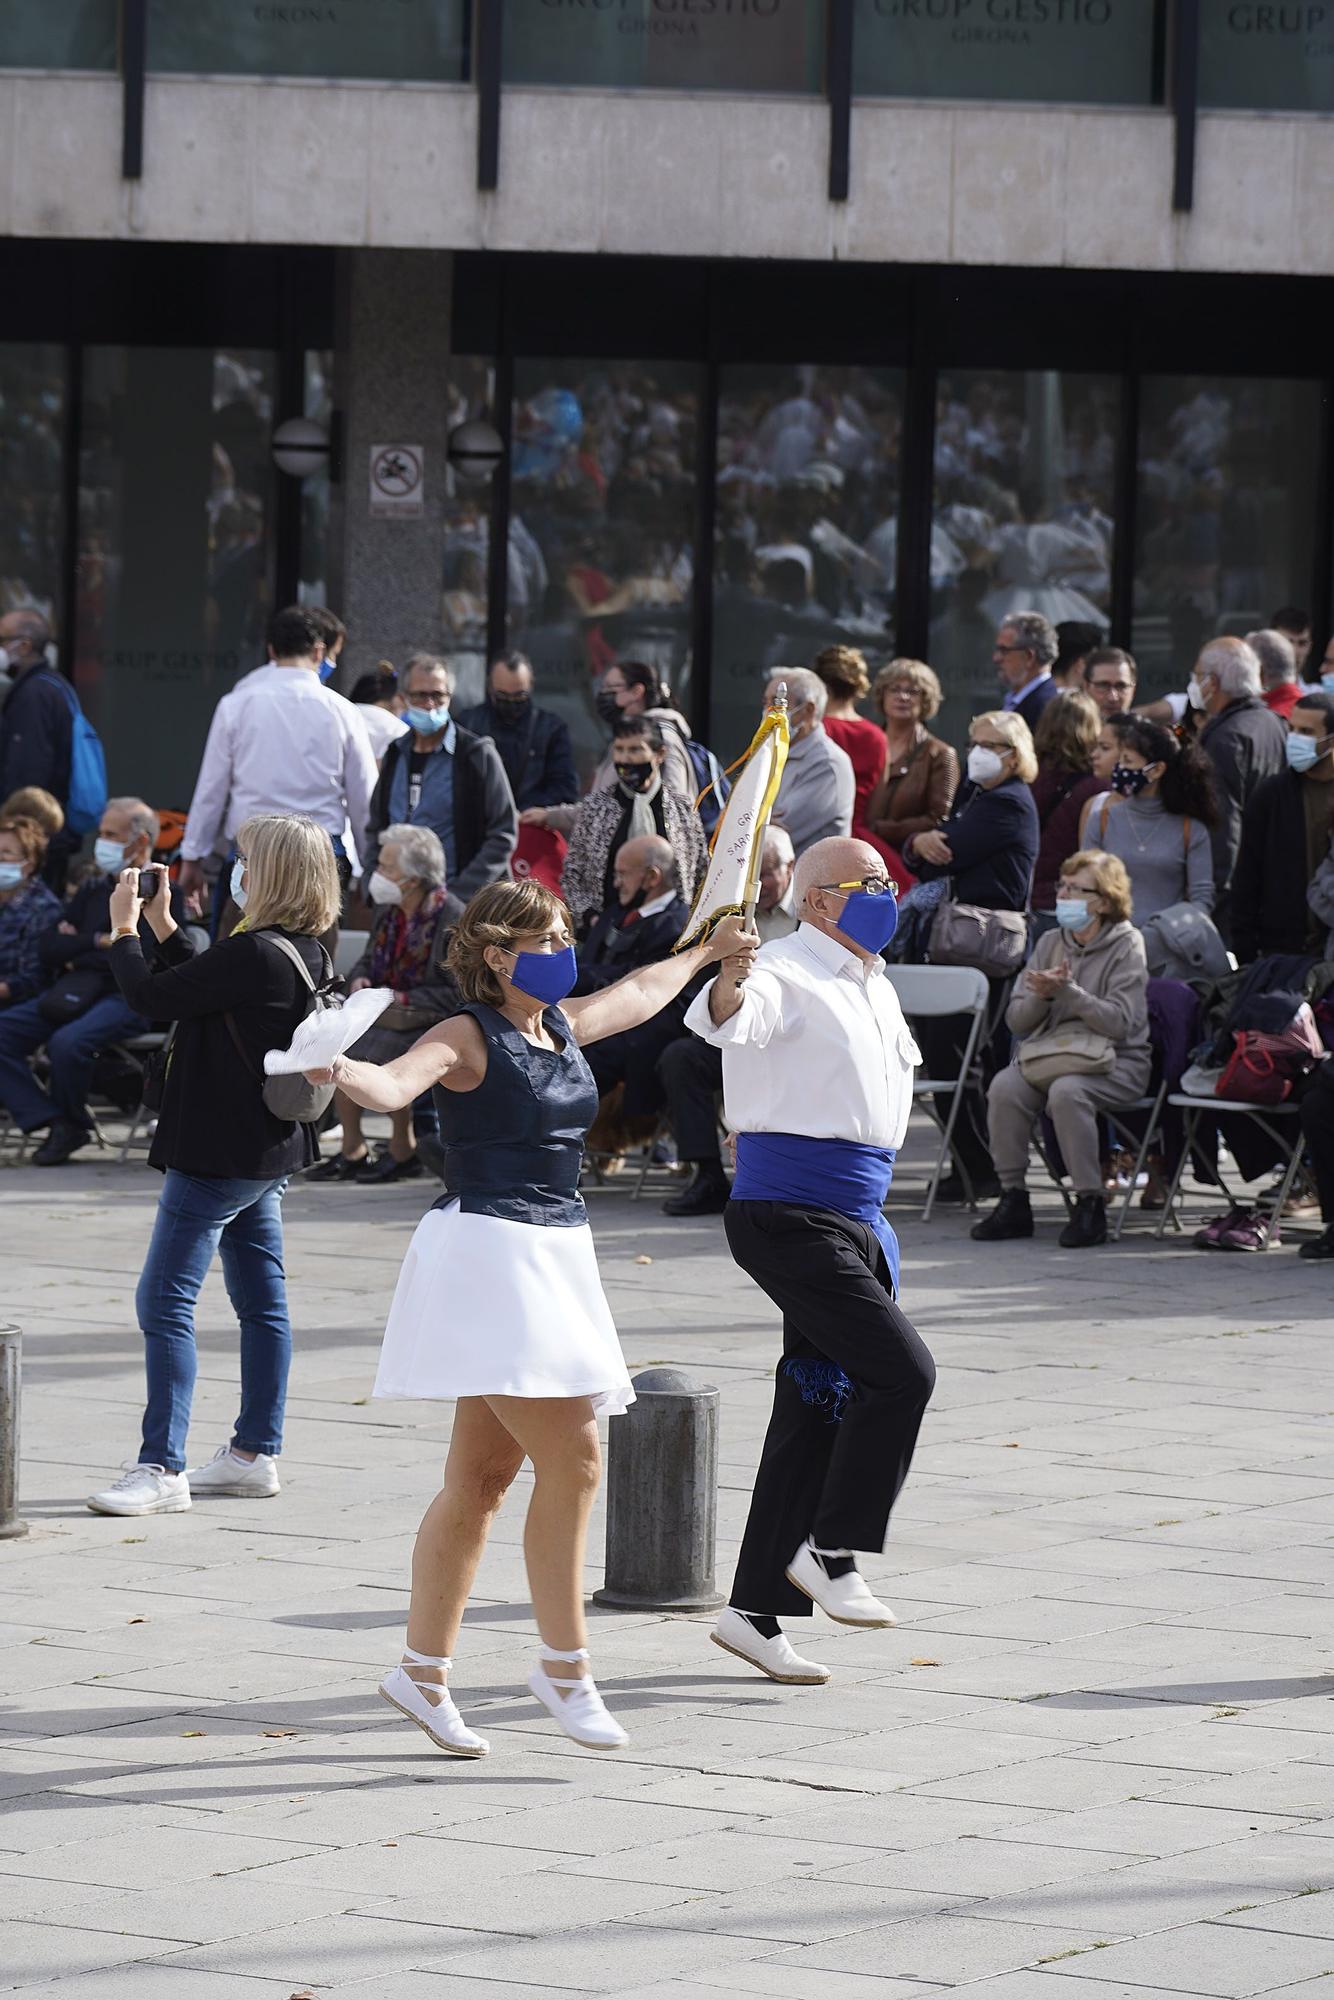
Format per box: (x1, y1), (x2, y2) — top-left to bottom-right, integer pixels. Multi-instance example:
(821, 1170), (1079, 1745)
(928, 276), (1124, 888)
(1301, 1064), (1334, 1222)
(915, 1001), (1004, 1186)
(725, 1200), (935, 1619)
(658, 1033), (724, 1162)
(585, 1016), (680, 1120)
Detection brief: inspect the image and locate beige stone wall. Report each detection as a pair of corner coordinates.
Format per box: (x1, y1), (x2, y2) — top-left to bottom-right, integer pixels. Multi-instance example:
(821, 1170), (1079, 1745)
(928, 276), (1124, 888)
(0, 71), (1324, 275)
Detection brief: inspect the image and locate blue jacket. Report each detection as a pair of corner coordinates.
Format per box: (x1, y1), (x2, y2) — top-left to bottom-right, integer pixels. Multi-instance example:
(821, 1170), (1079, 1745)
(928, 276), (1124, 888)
(457, 700), (578, 813)
(913, 776), (1039, 912)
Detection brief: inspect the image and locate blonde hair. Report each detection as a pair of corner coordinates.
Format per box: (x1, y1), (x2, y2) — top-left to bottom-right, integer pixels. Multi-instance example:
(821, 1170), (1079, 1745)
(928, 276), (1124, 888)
(448, 878), (572, 1006)
(814, 645), (870, 703)
(873, 657), (942, 722)
(972, 708), (1038, 785)
(238, 813), (341, 937)
(1, 786), (64, 837)
(1033, 688), (1100, 774)
(1061, 847), (1133, 924)
(0, 814), (47, 870)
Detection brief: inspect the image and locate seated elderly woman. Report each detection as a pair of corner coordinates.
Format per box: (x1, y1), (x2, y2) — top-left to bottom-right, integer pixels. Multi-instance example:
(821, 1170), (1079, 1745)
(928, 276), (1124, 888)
(0, 814), (62, 1009)
(971, 849), (1150, 1251)
(309, 823), (460, 1185)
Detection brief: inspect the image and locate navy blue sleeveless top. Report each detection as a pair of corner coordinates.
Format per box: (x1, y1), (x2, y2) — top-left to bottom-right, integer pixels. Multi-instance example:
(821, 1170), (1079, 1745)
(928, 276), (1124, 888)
(433, 1001), (597, 1228)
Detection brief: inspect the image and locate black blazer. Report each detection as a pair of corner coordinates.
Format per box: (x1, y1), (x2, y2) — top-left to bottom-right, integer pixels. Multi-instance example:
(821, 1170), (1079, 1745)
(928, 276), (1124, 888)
(573, 896), (689, 993)
(110, 926), (323, 1179)
(1231, 770), (1327, 964)
(1015, 677), (1059, 734)
(912, 776), (1039, 911)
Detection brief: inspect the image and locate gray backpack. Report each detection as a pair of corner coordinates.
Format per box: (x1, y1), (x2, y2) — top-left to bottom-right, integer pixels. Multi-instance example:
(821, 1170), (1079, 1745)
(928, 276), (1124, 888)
(225, 930), (339, 1125)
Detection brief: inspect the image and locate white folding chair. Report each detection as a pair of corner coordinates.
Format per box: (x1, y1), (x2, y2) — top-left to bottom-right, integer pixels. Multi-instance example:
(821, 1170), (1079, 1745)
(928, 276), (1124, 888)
(1154, 1093), (1306, 1250)
(334, 929), (369, 981)
(885, 963), (991, 1221)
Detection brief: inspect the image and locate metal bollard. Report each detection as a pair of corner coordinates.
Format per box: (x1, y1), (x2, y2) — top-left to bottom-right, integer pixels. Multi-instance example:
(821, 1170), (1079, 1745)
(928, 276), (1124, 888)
(593, 1367), (723, 1612)
(0, 1327), (28, 1541)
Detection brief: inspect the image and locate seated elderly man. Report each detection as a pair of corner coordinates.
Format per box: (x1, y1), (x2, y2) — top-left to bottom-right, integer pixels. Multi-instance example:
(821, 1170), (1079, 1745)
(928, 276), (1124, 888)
(579, 834), (691, 1160)
(768, 668), (855, 856)
(309, 824), (460, 1185)
(0, 797), (183, 1164)
(659, 824), (800, 1218)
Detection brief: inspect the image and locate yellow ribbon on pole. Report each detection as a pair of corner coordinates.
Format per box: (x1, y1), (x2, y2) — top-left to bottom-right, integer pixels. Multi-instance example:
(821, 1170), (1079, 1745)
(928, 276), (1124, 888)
(674, 684), (790, 953)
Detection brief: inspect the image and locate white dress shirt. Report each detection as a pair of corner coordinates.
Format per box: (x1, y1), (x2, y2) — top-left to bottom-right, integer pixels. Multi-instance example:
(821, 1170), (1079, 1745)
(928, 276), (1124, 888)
(182, 664), (379, 861)
(684, 923), (921, 1148)
(356, 703), (410, 761)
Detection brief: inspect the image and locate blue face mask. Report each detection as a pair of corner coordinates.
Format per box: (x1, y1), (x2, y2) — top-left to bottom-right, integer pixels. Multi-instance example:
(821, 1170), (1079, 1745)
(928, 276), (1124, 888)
(318, 658), (337, 684)
(0, 862), (24, 892)
(1321, 674), (1334, 696)
(1286, 732), (1322, 773)
(1056, 897), (1091, 931)
(405, 705), (450, 735)
(835, 888), (899, 954)
(94, 837), (126, 875)
(506, 943), (577, 1006)
(230, 857), (249, 911)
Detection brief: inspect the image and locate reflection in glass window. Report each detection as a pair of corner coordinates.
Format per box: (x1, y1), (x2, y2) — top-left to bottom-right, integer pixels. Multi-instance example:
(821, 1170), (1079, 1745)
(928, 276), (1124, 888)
(146, 0), (466, 80)
(853, 0), (1155, 104)
(506, 360), (700, 787)
(2, 1), (116, 69)
(76, 348), (277, 805)
(298, 349), (334, 610)
(928, 371), (1117, 731)
(504, 0), (823, 92)
(0, 347), (65, 656)
(1200, 0), (1334, 110)
(1133, 377), (1322, 696)
(711, 364), (904, 764)
(436, 357), (500, 713)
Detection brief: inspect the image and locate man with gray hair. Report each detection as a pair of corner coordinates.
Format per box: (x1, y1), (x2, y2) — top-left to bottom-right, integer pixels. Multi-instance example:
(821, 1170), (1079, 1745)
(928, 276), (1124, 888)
(767, 668), (855, 856)
(1193, 636), (1288, 934)
(0, 795), (181, 1164)
(994, 611), (1060, 732)
(1246, 627), (1301, 723)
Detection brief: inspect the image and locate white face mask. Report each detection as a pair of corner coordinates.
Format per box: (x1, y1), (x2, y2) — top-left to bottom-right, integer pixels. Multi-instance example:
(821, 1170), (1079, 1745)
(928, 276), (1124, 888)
(368, 869), (403, 906)
(1186, 675), (1208, 711)
(967, 744), (1005, 786)
(0, 647), (10, 675)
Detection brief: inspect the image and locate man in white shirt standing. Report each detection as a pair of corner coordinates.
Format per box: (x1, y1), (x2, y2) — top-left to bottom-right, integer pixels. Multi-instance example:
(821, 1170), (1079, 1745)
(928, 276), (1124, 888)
(684, 835), (935, 1686)
(177, 605), (378, 936)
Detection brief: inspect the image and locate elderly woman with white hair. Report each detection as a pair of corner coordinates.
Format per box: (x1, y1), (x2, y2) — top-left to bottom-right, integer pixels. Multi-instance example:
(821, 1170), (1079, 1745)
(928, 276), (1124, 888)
(768, 666), (856, 856)
(310, 823), (460, 1185)
(1192, 636), (1288, 935)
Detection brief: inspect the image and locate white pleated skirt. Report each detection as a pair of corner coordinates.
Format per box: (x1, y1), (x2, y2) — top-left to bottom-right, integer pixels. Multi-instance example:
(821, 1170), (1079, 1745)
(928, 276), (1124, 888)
(373, 1200), (635, 1417)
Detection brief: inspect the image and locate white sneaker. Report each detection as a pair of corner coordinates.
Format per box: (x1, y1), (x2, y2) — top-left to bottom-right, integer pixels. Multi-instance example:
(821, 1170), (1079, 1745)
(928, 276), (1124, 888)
(379, 1655), (488, 1758)
(710, 1606), (830, 1685)
(785, 1542), (896, 1628)
(186, 1446), (280, 1498)
(528, 1649), (628, 1750)
(87, 1464), (191, 1517)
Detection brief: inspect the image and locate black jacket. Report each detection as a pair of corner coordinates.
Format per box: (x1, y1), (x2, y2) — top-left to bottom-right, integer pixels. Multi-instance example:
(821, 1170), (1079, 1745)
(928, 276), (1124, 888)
(456, 700), (578, 813)
(1231, 769), (1331, 963)
(1015, 677), (1059, 734)
(1199, 696), (1289, 928)
(911, 776), (1039, 911)
(574, 896), (689, 994)
(110, 926), (323, 1179)
(38, 875), (188, 1002)
(365, 723), (517, 906)
(0, 664), (72, 801)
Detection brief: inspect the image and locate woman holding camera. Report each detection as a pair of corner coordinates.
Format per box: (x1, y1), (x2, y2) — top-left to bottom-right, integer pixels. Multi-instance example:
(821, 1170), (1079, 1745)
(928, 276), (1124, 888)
(86, 813), (339, 1518)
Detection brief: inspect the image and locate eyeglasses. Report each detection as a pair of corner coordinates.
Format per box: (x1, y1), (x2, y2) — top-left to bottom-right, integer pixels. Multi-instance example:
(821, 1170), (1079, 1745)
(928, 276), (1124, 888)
(1090, 681), (1134, 694)
(994, 643), (1033, 655)
(820, 877), (898, 897)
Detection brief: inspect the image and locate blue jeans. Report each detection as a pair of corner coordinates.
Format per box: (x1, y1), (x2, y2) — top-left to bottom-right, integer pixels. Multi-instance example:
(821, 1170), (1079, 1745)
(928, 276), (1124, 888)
(136, 1171), (292, 1472)
(0, 992), (144, 1132)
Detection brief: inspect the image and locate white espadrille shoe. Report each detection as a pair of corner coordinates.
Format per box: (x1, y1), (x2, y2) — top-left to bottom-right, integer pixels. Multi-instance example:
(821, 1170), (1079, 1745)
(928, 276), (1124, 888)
(710, 1606), (831, 1685)
(527, 1646), (628, 1750)
(378, 1646), (488, 1758)
(785, 1541), (896, 1628)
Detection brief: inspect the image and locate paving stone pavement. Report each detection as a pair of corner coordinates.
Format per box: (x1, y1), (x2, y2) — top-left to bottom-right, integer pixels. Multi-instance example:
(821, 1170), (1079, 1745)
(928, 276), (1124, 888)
(2, 1131), (1333, 1999)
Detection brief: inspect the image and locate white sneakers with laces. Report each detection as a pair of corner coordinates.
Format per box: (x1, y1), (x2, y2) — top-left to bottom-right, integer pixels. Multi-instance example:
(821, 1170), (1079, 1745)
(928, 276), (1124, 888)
(86, 1464), (191, 1517)
(527, 1646), (628, 1749)
(187, 1446), (281, 1498)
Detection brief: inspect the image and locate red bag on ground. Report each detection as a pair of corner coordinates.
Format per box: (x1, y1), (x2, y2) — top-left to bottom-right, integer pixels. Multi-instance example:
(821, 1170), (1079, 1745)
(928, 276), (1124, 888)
(511, 822), (568, 894)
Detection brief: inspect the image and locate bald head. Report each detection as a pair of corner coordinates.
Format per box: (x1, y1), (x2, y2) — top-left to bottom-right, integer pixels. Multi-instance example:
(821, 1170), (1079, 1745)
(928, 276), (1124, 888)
(612, 832), (678, 909)
(793, 836), (883, 912)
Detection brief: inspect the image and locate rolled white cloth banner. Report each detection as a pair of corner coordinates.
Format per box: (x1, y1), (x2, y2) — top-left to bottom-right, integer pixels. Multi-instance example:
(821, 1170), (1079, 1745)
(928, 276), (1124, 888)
(263, 985), (394, 1075)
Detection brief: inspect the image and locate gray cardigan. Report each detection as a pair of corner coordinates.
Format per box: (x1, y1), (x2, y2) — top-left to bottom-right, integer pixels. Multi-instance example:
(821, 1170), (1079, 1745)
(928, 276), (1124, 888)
(1007, 918), (1150, 1064)
(1087, 795), (1215, 922)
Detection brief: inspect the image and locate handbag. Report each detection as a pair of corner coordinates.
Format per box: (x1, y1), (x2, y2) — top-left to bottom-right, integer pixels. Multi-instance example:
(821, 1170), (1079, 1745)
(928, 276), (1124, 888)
(1217, 1003), (1325, 1106)
(37, 968), (106, 1026)
(929, 898), (1028, 979)
(1017, 1020), (1116, 1089)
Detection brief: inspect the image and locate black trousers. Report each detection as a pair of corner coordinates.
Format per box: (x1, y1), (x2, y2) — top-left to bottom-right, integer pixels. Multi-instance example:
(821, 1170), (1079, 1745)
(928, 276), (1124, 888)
(657, 1033), (724, 1162)
(1300, 1063), (1334, 1222)
(726, 1200), (936, 1619)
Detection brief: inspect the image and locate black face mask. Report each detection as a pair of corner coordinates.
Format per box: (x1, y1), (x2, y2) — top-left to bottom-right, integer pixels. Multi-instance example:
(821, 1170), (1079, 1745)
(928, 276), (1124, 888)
(1109, 762), (1151, 799)
(615, 761), (655, 793)
(491, 692), (531, 722)
(595, 689), (624, 727)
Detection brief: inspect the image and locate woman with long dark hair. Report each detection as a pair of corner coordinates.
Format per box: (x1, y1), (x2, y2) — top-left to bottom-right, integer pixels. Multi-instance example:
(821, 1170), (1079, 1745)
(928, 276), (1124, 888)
(1086, 717), (1218, 921)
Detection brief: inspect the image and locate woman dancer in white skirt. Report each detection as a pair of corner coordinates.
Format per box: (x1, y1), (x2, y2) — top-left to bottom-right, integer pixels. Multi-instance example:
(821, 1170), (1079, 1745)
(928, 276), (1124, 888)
(311, 879), (754, 1756)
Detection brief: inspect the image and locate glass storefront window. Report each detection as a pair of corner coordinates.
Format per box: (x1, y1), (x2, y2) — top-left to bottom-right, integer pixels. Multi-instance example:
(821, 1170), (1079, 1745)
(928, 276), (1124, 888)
(1200, 0), (1334, 110)
(506, 358), (701, 786)
(712, 363), (904, 764)
(503, 0), (824, 93)
(437, 356), (500, 713)
(146, 0), (467, 81)
(1133, 376), (1322, 697)
(928, 370), (1117, 736)
(853, 0), (1156, 104)
(1, 1), (116, 69)
(0, 346), (66, 640)
(76, 347), (278, 806)
(298, 348), (334, 611)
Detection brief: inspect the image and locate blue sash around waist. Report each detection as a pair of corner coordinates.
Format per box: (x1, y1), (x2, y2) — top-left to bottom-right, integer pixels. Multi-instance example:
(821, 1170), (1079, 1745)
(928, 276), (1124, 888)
(731, 1131), (900, 1296)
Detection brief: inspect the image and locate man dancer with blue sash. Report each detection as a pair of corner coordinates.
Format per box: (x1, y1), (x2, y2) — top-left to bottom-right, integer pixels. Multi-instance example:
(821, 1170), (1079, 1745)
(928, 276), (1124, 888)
(684, 836), (935, 1685)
